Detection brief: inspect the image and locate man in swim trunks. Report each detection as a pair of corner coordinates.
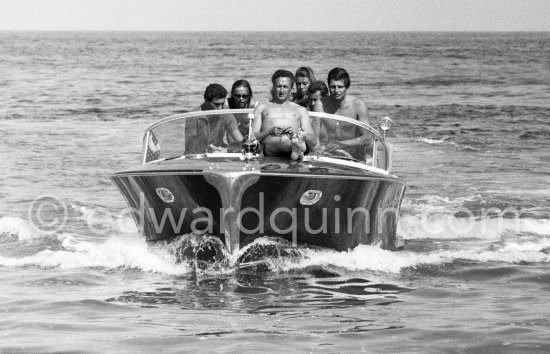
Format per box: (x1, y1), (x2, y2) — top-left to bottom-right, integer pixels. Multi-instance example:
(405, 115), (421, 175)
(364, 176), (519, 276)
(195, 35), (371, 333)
(312, 67), (372, 159)
(252, 70), (317, 160)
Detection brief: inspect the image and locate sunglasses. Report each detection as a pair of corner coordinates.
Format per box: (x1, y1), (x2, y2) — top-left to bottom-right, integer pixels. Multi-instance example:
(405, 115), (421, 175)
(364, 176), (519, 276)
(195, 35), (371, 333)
(234, 94), (249, 99)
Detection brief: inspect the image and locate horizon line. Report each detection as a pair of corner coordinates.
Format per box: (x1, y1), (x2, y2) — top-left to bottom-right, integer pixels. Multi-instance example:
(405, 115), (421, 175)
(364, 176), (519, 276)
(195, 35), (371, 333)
(1, 29), (550, 33)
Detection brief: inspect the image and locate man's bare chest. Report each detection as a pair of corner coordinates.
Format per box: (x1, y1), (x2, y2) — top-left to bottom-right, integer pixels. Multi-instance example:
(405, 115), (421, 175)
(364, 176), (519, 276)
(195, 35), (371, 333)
(264, 106), (299, 120)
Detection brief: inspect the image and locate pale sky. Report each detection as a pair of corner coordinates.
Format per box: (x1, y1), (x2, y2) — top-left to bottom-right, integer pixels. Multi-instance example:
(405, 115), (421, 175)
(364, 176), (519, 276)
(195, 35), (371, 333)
(1, 0), (549, 32)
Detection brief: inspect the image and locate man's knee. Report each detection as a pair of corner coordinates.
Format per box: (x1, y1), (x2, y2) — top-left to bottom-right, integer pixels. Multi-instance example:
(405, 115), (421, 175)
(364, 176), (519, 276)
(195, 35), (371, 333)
(279, 138), (292, 150)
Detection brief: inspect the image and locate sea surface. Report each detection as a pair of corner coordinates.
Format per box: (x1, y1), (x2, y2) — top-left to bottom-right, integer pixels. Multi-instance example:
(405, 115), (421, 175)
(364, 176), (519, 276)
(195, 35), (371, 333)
(1, 31), (550, 353)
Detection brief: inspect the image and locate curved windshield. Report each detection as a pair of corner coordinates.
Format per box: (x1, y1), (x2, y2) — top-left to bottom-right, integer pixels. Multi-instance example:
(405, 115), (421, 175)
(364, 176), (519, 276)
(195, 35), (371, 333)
(142, 109), (389, 170)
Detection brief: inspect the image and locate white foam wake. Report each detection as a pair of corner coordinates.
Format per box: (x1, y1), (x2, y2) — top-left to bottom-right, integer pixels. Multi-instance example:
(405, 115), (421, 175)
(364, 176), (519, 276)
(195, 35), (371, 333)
(73, 204), (139, 235)
(417, 136), (449, 145)
(398, 214), (550, 240)
(398, 195), (550, 240)
(0, 233), (190, 274)
(0, 216), (42, 240)
(292, 243), (550, 274)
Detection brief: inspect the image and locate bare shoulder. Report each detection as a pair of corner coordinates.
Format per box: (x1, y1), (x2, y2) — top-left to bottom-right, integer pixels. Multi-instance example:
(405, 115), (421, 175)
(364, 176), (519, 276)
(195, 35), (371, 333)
(254, 102), (267, 111)
(297, 105), (309, 116)
(253, 102), (267, 115)
(288, 101), (301, 107)
(350, 95), (367, 109)
(290, 104), (308, 120)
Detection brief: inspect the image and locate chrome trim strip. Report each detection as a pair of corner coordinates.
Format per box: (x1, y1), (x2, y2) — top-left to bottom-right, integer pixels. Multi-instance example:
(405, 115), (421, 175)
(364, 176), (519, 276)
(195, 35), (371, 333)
(110, 170), (399, 182)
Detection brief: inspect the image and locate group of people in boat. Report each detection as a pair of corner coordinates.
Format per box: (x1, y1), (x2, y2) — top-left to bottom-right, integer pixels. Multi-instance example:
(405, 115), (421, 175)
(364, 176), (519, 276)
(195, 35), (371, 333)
(189, 67), (370, 161)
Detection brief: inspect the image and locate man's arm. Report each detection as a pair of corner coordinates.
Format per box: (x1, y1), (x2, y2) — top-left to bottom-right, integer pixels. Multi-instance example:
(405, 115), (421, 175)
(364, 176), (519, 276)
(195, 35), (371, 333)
(354, 97), (369, 126)
(184, 117), (207, 153)
(224, 113), (243, 144)
(354, 98), (371, 148)
(311, 100), (324, 140)
(252, 103), (264, 132)
(226, 127), (243, 153)
(298, 106), (317, 149)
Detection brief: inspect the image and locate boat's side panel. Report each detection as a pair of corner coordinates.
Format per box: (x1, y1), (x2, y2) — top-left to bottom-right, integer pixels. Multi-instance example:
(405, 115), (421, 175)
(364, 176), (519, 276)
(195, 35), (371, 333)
(239, 175), (405, 251)
(111, 174), (223, 241)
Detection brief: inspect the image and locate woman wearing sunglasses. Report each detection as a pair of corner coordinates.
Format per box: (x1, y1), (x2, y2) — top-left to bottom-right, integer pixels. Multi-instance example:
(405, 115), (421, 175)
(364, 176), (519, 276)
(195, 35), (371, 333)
(227, 79), (258, 136)
(227, 79), (257, 109)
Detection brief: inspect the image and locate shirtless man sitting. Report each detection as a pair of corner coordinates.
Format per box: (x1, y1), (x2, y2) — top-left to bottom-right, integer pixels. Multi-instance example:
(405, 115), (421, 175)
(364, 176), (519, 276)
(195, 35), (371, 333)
(312, 67), (371, 157)
(252, 70), (317, 160)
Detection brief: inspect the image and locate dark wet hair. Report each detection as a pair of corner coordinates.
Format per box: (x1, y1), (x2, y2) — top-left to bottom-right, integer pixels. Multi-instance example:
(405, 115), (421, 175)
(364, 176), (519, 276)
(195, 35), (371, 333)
(231, 79), (253, 98)
(327, 67), (351, 88)
(295, 67), (316, 82)
(271, 69), (295, 86)
(227, 79), (253, 108)
(204, 83), (227, 101)
(307, 80), (328, 96)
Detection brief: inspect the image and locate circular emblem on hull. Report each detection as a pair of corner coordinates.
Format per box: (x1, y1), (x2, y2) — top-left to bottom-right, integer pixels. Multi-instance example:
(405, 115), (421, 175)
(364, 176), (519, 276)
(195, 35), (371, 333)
(156, 187), (175, 203)
(300, 190), (323, 205)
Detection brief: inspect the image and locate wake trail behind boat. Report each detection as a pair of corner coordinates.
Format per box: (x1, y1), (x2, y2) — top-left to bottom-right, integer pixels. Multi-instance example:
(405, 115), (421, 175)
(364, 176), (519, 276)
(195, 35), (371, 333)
(1, 214), (549, 275)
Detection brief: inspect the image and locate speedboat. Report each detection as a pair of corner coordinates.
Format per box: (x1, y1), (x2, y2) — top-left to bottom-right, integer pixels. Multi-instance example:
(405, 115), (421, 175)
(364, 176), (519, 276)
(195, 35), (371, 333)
(111, 109), (406, 263)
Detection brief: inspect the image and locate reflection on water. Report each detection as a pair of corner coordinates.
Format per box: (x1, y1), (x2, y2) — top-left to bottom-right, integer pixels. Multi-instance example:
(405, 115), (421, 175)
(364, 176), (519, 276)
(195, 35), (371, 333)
(106, 271), (413, 316)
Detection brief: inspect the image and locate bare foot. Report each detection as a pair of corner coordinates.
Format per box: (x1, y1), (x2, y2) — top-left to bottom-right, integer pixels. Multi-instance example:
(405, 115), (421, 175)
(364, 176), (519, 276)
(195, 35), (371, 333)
(290, 133), (306, 161)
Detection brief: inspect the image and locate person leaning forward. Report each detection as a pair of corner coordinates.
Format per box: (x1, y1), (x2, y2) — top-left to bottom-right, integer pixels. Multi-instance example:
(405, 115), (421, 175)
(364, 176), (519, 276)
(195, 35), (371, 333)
(185, 83), (243, 154)
(252, 70), (317, 161)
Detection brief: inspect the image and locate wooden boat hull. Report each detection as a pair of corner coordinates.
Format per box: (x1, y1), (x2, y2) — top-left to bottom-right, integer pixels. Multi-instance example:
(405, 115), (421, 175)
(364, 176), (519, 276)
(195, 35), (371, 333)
(111, 156), (406, 254)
